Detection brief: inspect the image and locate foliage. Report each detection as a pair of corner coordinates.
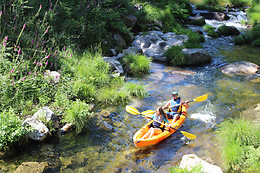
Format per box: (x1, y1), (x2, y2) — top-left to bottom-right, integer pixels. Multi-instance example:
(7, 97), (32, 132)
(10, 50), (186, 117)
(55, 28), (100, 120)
(229, 0), (251, 7)
(217, 25), (232, 36)
(203, 25), (220, 38)
(216, 118), (260, 172)
(0, 109), (31, 151)
(234, 24), (260, 47)
(165, 46), (188, 66)
(122, 53), (151, 76)
(122, 82), (146, 97)
(188, 17), (206, 26)
(63, 99), (93, 134)
(169, 164), (203, 173)
(247, 0), (260, 25)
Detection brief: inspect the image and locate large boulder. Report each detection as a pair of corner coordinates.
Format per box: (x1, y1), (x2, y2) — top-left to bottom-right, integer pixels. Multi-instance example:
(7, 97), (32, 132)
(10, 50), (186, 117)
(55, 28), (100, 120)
(220, 61), (259, 76)
(179, 154), (223, 173)
(103, 57), (124, 76)
(23, 117), (50, 142)
(132, 31), (189, 62)
(15, 162), (48, 173)
(182, 48), (211, 66)
(199, 12), (230, 21)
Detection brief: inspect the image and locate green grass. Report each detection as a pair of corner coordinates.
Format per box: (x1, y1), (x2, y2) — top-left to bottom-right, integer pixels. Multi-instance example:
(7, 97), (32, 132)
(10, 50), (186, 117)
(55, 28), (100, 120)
(63, 99), (93, 134)
(123, 53), (151, 76)
(165, 46), (188, 66)
(216, 118), (260, 172)
(169, 164), (203, 173)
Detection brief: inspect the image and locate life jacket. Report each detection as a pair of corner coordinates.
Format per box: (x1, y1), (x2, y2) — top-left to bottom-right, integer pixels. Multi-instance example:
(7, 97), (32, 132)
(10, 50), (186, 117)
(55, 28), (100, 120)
(170, 97), (181, 113)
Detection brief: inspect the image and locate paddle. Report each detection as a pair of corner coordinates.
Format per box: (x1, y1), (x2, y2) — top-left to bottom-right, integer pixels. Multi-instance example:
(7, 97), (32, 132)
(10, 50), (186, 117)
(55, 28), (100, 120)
(167, 94), (208, 109)
(137, 94), (208, 115)
(125, 105), (196, 139)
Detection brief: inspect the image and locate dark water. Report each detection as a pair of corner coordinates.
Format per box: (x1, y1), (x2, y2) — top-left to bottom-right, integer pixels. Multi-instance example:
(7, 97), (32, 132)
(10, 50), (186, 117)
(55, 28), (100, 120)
(1, 10), (260, 173)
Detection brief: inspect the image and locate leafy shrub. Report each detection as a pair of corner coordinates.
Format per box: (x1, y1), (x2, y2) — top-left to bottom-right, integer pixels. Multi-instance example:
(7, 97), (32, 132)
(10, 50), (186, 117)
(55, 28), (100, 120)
(233, 24), (260, 46)
(252, 39), (260, 47)
(96, 88), (130, 106)
(188, 17), (206, 26)
(216, 118), (260, 171)
(218, 25), (231, 36)
(203, 25), (219, 38)
(123, 53), (151, 76)
(179, 29), (204, 48)
(247, 1), (260, 25)
(229, 0), (251, 7)
(122, 82), (146, 97)
(234, 35), (247, 45)
(165, 46), (188, 66)
(63, 99), (93, 134)
(0, 109), (31, 151)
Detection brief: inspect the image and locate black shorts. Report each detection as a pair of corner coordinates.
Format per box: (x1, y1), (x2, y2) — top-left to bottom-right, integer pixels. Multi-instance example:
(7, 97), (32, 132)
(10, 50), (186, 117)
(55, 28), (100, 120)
(149, 123), (164, 132)
(166, 112), (179, 119)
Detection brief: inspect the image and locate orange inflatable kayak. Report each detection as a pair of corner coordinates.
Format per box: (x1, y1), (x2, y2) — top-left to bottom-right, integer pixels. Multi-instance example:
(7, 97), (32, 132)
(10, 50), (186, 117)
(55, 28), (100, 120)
(133, 105), (187, 148)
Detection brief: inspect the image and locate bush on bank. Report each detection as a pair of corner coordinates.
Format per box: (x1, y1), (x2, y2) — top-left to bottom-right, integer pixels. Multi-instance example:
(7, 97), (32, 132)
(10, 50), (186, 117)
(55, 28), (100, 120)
(216, 118), (260, 172)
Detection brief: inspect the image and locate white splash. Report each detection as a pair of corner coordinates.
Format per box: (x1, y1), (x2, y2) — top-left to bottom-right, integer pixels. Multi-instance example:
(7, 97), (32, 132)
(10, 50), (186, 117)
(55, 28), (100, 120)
(190, 112), (216, 124)
(190, 101), (217, 127)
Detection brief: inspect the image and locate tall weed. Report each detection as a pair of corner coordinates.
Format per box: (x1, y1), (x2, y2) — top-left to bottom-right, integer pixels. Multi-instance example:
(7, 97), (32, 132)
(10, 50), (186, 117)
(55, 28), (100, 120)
(63, 99), (93, 134)
(123, 53), (151, 76)
(216, 118), (260, 171)
(0, 109), (31, 151)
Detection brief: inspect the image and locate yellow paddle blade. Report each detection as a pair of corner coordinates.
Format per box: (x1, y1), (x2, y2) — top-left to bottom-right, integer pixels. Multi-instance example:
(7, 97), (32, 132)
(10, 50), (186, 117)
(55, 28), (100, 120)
(141, 110), (155, 116)
(180, 131), (197, 139)
(126, 105), (140, 115)
(193, 94), (208, 102)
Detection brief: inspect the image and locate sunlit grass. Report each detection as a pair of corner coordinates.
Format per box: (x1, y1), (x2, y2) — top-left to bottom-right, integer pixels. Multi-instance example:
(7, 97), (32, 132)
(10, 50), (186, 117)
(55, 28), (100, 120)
(216, 118), (260, 172)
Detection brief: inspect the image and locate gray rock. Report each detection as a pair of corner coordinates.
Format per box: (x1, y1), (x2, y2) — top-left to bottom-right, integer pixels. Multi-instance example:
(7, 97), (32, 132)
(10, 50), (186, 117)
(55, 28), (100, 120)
(182, 48), (211, 66)
(103, 57), (124, 75)
(179, 154), (223, 173)
(23, 117), (50, 142)
(220, 61), (259, 76)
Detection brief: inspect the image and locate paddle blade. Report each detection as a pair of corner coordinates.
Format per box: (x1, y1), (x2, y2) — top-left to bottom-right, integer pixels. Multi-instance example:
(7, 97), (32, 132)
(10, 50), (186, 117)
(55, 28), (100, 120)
(126, 105), (140, 115)
(193, 94), (208, 102)
(141, 110), (155, 116)
(180, 131), (197, 139)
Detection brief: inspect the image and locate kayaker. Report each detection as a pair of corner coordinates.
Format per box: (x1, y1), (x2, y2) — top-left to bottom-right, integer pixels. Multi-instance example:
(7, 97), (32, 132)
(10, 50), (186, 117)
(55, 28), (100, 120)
(140, 107), (170, 140)
(162, 91), (188, 123)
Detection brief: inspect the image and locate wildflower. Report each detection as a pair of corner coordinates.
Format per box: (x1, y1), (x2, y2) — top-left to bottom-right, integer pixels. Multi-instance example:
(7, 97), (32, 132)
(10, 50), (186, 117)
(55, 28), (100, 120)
(12, 82), (13, 86)
(23, 24), (26, 29)
(28, 72), (31, 74)
(0, 11), (2, 15)
(18, 48), (21, 54)
(46, 55), (49, 59)
(36, 44), (39, 48)
(29, 56), (31, 59)
(22, 77), (25, 81)
(17, 71), (19, 73)
(5, 36), (8, 41)
(3, 42), (6, 46)
(63, 46), (65, 50)
(45, 61), (48, 65)
(11, 68), (14, 73)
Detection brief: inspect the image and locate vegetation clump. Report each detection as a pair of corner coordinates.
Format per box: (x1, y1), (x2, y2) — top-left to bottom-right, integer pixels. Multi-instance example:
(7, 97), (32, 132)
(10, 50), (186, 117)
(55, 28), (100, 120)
(165, 46), (188, 66)
(203, 25), (220, 38)
(216, 118), (260, 172)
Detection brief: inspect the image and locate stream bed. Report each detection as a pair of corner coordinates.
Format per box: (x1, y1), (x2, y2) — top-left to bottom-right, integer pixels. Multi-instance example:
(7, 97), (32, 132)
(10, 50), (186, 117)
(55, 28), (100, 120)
(1, 7), (260, 173)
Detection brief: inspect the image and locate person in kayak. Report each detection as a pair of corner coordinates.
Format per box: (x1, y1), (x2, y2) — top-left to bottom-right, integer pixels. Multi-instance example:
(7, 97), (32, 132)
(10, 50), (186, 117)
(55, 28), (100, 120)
(139, 107), (170, 140)
(163, 91), (188, 124)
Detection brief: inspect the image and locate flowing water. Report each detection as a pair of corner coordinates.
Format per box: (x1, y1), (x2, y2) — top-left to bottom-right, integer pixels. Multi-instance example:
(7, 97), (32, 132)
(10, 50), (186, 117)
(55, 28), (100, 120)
(1, 8), (260, 173)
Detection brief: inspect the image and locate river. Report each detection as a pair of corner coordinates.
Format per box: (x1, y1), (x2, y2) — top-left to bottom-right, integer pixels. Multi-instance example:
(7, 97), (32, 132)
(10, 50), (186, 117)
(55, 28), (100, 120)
(1, 8), (260, 173)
